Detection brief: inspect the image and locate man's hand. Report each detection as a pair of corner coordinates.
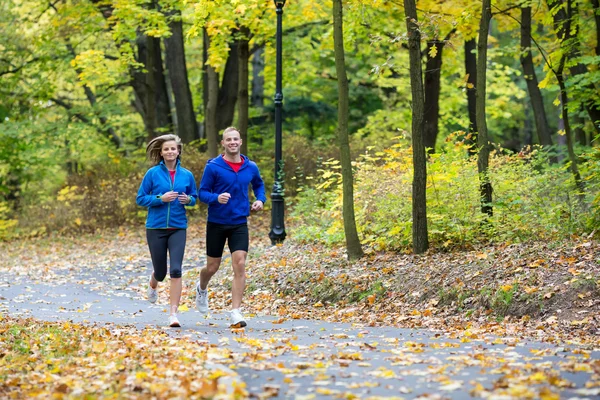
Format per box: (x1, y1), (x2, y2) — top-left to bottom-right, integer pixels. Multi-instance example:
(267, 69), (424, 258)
(251, 200), (264, 211)
(218, 193), (231, 204)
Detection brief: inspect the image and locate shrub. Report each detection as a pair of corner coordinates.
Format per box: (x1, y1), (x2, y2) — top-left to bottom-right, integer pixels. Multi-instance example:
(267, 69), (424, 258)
(291, 137), (598, 250)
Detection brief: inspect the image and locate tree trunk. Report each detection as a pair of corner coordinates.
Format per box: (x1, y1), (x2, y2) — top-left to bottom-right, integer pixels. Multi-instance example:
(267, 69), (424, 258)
(520, 6), (553, 147)
(216, 41), (240, 131)
(557, 65), (584, 193)
(251, 46), (265, 109)
(548, 0), (600, 134)
(90, 0), (172, 140)
(476, 0), (493, 217)
(238, 27), (250, 156)
(404, 0), (429, 254)
(423, 30), (454, 153)
(164, 10), (198, 144)
(205, 64), (219, 158)
(66, 44), (123, 149)
(464, 39), (478, 155)
(333, 0), (363, 260)
(593, 0), (600, 56)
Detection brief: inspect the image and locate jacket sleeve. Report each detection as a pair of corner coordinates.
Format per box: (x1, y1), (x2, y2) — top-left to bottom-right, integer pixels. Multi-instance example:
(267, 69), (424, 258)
(185, 171), (198, 207)
(198, 164), (220, 205)
(251, 164), (267, 204)
(136, 169), (164, 207)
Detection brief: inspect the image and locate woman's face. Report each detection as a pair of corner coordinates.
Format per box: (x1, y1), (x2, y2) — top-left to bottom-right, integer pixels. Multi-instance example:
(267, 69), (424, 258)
(160, 140), (179, 162)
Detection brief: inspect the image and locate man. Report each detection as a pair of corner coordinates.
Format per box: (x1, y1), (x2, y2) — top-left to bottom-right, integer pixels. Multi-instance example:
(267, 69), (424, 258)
(195, 127), (266, 328)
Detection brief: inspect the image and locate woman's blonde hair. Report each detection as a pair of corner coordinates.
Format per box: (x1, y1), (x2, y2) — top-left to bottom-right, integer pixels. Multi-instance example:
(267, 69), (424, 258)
(146, 134), (183, 165)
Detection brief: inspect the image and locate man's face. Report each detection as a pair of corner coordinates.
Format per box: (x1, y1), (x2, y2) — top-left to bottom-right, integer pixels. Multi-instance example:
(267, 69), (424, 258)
(222, 130), (242, 156)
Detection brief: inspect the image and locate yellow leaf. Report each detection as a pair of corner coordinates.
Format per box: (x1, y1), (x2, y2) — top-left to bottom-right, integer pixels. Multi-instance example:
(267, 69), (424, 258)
(313, 301), (323, 307)
(178, 304), (189, 312)
(75, 218), (82, 226)
(428, 44), (438, 58)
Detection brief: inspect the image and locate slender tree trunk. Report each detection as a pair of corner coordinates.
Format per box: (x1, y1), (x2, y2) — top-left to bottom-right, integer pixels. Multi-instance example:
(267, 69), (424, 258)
(520, 6), (553, 147)
(548, 0), (600, 134)
(251, 47), (265, 109)
(238, 27), (250, 156)
(476, 0), (493, 217)
(216, 41), (240, 131)
(404, 0), (429, 254)
(333, 0), (363, 260)
(205, 65), (219, 158)
(66, 44), (123, 149)
(557, 65), (584, 193)
(593, 0), (600, 56)
(199, 28), (209, 149)
(164, 9), (198, 144)
(145, 34), (158, 140)
(423, 30), (454, 153)
(464, 39), (478, 155)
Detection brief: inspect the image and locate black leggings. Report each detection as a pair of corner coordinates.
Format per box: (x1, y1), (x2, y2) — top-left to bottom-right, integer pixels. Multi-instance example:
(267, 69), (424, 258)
(146, 229), (186, 281)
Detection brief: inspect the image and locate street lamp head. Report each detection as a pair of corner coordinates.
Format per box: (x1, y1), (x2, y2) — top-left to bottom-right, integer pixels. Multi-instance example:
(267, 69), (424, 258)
(274, 0), (286, 7)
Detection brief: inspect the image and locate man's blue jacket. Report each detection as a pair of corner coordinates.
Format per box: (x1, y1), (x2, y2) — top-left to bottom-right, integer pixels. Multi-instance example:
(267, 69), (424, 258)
(199, 155), (266, 225)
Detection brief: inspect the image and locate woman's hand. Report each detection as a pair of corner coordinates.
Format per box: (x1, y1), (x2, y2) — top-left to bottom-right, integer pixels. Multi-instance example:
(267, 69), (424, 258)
(178, 193), (191, 204)
(161, 191), (178, 202)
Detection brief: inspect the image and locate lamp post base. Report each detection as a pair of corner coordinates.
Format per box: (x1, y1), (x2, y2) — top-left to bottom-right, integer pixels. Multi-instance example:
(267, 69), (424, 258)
(269, 190), (286, 245)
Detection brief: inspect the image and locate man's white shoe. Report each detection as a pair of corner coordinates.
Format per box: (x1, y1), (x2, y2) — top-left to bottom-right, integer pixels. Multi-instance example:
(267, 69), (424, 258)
(147, 278), (158, 304)
(195, 284), (209, 313)
(169, 314), (181, 328)
(230, 309), (247, 328)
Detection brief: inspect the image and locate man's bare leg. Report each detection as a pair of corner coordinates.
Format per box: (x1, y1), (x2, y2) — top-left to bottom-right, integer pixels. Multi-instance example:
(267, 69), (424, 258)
(231, 250), (247, 309)
(200, 256), (221, 289)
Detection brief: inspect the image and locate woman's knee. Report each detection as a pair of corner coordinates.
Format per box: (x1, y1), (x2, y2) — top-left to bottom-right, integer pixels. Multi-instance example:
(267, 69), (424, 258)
(170, 267), (182, 279)
(154, 270), (167, 282)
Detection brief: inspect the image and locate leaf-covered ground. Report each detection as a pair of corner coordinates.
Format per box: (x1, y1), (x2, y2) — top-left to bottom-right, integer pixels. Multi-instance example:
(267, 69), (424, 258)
(1, 214), (599, 399)
(3, 213), (599, 345)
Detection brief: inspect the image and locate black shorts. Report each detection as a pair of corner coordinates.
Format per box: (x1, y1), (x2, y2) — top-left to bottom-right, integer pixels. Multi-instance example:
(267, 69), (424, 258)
(206, 222), (249, 257)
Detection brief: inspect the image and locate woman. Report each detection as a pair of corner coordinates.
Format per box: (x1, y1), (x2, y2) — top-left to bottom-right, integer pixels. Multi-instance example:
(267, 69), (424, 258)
(136, 134), (197, 327)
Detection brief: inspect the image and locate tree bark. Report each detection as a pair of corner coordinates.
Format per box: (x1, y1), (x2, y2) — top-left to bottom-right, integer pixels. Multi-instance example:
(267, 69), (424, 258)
(520, 6), (553, 147)
(251, 46), (265, 109)
(164, 9), (198, 144)
(404, 0), (429, 254)
(216, 41), (240, 131)
(464, 39), (478, 155)
(205, 64), (220, 158)
(333, 0), (363, 260)
(423, 30), (454, 153)
(476, 0), (493, 216)
(238, 26), (250, 156)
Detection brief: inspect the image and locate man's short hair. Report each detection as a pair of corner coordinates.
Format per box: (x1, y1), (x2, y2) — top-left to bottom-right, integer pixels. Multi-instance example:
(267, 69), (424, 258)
(222, 127), (240, 138)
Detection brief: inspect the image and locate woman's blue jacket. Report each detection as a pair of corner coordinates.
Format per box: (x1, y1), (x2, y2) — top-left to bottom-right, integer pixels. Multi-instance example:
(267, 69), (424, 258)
(136, 160), (198, 229)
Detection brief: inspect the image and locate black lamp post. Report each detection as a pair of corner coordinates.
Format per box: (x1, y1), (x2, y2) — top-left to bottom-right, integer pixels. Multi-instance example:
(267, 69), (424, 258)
(269, 0), (287, 245)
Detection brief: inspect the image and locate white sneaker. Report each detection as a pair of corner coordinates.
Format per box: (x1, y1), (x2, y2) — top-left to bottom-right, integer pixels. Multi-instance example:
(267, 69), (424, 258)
(147, 278), (158, 304)
(230, 309), (247, 328)
(195, 284), (209, 313)
(169, 314), (181, 328)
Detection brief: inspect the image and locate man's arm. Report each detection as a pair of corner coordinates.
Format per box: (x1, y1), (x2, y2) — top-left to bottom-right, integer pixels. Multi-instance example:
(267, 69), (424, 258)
(251, 165), (267, 204)
(198, 164), (220, 205)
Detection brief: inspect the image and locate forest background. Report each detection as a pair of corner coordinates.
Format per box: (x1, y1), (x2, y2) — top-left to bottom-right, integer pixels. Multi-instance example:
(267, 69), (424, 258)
(1, 0), (599, 253)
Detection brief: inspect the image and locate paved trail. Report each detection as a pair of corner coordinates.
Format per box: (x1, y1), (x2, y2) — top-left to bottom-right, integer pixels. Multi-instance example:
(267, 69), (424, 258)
(2, 259), (598, 399)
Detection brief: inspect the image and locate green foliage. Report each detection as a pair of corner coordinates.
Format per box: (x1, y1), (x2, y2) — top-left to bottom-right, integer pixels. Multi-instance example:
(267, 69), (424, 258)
(292, 137), (599, 250)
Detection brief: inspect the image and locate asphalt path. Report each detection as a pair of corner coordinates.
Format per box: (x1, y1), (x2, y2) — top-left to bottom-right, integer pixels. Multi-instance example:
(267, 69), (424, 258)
(1, 259), (598, 399)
